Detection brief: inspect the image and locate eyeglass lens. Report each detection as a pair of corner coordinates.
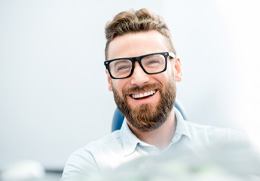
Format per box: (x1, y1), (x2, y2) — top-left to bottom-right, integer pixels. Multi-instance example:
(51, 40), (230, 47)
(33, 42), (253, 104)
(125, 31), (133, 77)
(109, 53), (166, 78)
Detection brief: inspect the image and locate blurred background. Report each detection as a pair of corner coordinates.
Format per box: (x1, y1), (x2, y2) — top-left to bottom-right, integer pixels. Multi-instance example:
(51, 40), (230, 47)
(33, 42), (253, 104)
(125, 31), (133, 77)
(1, 0), (260, 179)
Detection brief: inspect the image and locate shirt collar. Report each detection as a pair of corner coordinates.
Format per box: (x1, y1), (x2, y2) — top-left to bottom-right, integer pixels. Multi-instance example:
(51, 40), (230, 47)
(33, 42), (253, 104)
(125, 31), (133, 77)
(173, 107), (191, 141)
(120, 120), (141, 156)
(120, 108), (191, 156)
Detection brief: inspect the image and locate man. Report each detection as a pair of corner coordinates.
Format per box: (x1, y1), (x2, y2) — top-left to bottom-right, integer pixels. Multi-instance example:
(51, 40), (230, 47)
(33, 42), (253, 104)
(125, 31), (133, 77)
(62, 8), (245, 180)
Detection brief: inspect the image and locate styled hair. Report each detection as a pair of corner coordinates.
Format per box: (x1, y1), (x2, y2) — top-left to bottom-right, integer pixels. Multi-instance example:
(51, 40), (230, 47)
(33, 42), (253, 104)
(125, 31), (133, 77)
(105, 8), (176, 59)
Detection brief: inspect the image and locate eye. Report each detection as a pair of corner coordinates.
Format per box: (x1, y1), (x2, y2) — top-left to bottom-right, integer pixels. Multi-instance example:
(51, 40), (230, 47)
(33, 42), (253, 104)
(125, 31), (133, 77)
(144, 58), (164, 68)
(142, 54), (165, 67)
(146, 59), (161, 65)
(115, 64), (131, 72)
(110, 60), (132, 73)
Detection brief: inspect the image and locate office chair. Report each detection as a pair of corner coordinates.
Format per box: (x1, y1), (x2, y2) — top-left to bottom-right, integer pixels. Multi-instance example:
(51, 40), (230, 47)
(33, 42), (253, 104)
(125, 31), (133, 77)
(111, 100), (187, 131)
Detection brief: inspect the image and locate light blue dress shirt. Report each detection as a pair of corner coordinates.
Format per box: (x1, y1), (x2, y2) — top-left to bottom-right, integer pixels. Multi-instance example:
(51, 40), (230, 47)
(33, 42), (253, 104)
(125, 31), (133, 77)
(62, 109), (245, 180)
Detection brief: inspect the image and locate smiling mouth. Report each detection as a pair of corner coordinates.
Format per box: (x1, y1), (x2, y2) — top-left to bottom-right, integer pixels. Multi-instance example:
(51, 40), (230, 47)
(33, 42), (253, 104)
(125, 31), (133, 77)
(130, 90), (157, 100)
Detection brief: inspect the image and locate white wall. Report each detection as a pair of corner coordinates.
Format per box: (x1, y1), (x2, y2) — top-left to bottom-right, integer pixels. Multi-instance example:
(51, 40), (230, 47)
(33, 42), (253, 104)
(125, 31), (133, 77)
(1, 0), (259, 169)
(162, 1), (238, 126)
(215, 0), (260, 150)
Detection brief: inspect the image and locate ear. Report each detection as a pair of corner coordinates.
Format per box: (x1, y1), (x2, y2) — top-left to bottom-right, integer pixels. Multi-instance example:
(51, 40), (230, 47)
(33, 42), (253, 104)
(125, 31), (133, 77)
(172, 57), (182, 82)
(106, 70), (113, 91)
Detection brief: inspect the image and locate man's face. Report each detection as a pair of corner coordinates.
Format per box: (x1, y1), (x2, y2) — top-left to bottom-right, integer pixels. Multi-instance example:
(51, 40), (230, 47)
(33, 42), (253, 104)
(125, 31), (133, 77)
(106, 30), (182, 131)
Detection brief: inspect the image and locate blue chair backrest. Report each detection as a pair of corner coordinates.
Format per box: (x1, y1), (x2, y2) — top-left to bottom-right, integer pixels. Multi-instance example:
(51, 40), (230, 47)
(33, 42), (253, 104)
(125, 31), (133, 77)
(111, 101), (187, 131)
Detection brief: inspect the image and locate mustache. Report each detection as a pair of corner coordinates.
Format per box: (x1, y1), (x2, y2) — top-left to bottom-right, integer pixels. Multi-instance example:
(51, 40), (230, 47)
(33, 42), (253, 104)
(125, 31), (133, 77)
(123, 83), (162, 95)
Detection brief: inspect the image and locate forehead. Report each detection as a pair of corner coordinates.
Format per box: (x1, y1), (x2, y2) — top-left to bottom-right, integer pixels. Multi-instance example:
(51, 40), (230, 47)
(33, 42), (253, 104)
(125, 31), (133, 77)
(107, 30), (169, 60)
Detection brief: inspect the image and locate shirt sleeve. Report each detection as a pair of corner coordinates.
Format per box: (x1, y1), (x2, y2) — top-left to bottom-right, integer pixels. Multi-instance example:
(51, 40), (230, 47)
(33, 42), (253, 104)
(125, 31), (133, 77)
(61, 148), (99, 181)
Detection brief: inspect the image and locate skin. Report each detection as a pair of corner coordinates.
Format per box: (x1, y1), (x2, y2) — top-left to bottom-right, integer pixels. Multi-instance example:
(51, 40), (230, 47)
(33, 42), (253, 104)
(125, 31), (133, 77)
(106, 30), (182, 149)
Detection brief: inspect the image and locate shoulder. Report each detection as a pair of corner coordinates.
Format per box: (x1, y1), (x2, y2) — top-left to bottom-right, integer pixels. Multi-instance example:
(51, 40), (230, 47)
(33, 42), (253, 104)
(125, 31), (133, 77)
(62, 131), (123, 180)
(68, 130), (123, 163)
(184, 121), (248, 146)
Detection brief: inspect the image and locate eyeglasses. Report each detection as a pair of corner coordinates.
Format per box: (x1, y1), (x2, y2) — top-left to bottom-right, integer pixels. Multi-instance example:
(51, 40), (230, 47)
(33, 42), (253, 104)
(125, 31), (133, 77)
(104, 52), (175, 79)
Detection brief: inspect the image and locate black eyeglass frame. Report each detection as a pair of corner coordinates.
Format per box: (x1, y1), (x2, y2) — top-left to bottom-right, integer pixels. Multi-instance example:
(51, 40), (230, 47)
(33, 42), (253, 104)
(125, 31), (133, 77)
(104, 52), (175, 79)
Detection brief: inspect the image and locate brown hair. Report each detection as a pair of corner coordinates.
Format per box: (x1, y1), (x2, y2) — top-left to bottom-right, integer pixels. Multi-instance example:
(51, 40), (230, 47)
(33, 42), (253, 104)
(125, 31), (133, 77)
(105, 8), (176, 59)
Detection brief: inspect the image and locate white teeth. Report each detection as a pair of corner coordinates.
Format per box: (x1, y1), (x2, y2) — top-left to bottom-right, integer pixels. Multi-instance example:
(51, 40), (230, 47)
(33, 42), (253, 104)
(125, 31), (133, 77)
(132, 90), (156, 99)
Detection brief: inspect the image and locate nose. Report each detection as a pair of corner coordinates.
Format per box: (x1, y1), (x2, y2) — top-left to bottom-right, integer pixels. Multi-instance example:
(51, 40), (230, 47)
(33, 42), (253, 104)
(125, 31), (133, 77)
(130, 62), (150, 86)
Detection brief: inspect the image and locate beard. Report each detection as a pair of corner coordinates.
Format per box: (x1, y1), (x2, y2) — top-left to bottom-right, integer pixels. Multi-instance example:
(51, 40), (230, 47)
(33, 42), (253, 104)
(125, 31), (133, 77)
(112, 79), (176, 132)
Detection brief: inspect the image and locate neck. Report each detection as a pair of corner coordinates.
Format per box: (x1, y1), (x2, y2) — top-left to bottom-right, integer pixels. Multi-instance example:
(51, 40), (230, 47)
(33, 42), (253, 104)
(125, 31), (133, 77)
(128, 110), (176, 149)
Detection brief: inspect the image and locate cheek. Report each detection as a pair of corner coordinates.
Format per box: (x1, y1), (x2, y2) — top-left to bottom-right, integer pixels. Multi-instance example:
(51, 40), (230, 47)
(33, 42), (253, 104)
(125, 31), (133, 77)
(154, 72), (172, 84)
(167, 64), (174, 75)
(165, 66), (175, 81)
(111, 80), (127, 97)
